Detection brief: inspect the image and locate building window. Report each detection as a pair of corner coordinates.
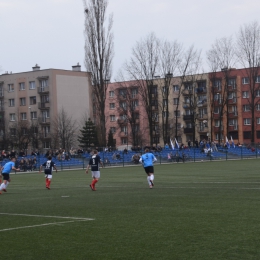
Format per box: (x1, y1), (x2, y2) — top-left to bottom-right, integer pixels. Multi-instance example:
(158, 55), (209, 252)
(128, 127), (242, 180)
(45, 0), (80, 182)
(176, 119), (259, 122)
(162, 111), (169, 118)
(213, 80), (221, 90)
(215, 120), (220, 127)
(184, 83), (192, 90)
(10, 113), (15, 121)
(31, 111), (37, 120)
(243, 118), (251, 125)
(256, 90), (260, 97)
(173, 98), (179, 105)
(242, 91), (249, 98)
(10, 128), (16, 136)
(42, 110), (50, 118)
(131, 100), (139, 108)
(29, 81), (36, 89)
(214, 107), (220, 114)
(174, 110), (180, 117)
(109, 91), (114, 97)
(131, 88), (138, 98)
(256, 104), (260, 111)
(41, 95), (49, 103)
(40, 80), (48, 87)
(21, 113), (27, 120)
(110, 127), (116, 133)
(19, 82), (25, 90)
(22, 128), (28, 135)
(110, 115), (115, 122)
(119, 102), (127, 109)
(121, 137), (127, 144)
(151, 86), (158, 94)
(121, 126), (128, 133)
(20, 98), (26, 106)
(163, 99), (168, 106)
(243, 105), (250, 112)
(43, 141), (51, 149)
(173, 85), (179, 92)
(256, 76), (260, 83)
(242, 77), (249, 84)
(243, 131), (251, 139)
(30, 96), (37, 105)
(184, 97), (190, 104)
(8, 84), (14, 92)
(257, 118), (260, 124)
(228, 78), (236, 88)
(152, 112), (158, 122)
(215, 133), (223, 141)
(119, 89), (127, 98)
(9, 99), (15, 107)
(109, 103), (115, 109)
(229, 119), (237, 126)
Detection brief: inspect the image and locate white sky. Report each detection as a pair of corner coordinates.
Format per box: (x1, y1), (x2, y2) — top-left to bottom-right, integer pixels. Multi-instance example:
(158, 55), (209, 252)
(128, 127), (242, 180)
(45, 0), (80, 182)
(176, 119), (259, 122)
(1, 0), (260, 79)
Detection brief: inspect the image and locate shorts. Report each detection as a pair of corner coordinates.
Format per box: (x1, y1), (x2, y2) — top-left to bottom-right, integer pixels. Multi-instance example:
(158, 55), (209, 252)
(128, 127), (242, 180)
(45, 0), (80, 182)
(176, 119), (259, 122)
(92, 171), (100, 179)
(2, 173), (10, 181)
(144, 166), (154, 175)
(45, 174), (53, 179)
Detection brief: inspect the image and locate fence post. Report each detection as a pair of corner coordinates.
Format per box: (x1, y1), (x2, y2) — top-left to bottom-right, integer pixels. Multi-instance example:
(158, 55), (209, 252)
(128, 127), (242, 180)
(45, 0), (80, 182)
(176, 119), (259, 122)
(193, 148), (195, 162)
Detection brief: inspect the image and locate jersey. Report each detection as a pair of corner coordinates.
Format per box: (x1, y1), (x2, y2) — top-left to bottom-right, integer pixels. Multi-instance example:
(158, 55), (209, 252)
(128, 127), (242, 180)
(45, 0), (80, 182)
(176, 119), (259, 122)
(2, 161), (15, 174)
(42, 160), (56, 175)
(89, 154), (101, 171)
(140, 153), (156, 167)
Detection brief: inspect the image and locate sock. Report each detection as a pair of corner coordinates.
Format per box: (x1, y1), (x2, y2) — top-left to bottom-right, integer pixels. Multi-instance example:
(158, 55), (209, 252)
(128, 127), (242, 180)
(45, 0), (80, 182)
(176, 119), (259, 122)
(45, 179), (48, 187)
(150, 174), (154, 181)
(5, 181), (9, 189)
(0, 183), (5, 191)
(92, 179), (98, 188)
(48, 180), (51, 188)
(147, 176), (150, 185)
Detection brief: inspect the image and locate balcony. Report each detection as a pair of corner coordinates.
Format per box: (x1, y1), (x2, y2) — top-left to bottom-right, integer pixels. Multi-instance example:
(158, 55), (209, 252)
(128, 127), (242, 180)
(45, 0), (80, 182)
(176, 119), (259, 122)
(198, 127), (207, 133)
(184, 127), (193, 134)
(228, 125), (238, 131)
(197, 100), (207, 107)
(152, 105), (158, 111)
(183, 104), (190, 109)
(42, 133), (51, 139)
(40, 117), (50, 124)
(196, 87), (207, 94)
(183, 115), (193, 121)
(228, 111), (238, 118)
(0, 91), (4, 98)
(0, 106), (4, 112)
(38, 102), (50, 109)
(37, 86), (49, 94)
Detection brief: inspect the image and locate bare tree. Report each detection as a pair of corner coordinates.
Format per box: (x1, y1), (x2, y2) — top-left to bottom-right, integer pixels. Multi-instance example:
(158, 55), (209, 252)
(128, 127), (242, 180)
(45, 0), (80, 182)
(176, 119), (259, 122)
(83, 0), (114, 146)
(178, 46), (202, 145)
(236, 21), (260, 143)
(52, 108), (78, 151)
(124, 33), (161, 146)
(157, 40), (182, 144)
(207, 36), (237, 143)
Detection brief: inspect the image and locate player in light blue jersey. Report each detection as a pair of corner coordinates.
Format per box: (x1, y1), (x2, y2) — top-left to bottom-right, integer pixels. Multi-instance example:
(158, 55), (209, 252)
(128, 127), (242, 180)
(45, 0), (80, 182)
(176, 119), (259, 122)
(139, 148), (157, 188)
(0, 157), (20, 194)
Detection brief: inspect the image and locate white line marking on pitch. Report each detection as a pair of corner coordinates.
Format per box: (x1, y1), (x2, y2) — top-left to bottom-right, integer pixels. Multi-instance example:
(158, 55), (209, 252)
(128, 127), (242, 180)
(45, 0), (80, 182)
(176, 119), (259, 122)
(0, 220), (88, 232)
(0, 213), (94, 232)
(0, 213), (94, 221)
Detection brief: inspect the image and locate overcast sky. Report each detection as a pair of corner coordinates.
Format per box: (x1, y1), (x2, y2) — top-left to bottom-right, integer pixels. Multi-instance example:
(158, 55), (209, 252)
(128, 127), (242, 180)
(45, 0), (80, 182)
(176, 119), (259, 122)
(1, 0), (260, 79)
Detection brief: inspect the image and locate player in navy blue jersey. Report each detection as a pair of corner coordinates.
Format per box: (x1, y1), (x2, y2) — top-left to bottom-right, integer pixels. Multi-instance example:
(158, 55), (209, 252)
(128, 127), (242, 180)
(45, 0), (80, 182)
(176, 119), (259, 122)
(39, 156), (58, 189)
(139, 148), (157, 188)
(86, 150), (103, 191)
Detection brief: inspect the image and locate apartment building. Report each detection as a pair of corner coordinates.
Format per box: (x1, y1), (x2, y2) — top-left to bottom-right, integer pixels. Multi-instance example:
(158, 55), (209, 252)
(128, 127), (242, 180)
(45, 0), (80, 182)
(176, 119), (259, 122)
(105, 74), (211, 147)
(0, 64), (92, 151)
(210, 68), (260, 144)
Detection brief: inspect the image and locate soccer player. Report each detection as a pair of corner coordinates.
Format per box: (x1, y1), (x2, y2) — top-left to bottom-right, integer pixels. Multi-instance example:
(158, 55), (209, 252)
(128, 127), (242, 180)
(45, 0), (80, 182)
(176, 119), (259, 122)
(39, 156), (58, 190)
(139, 148), (157, 189)
(86, 150), (103, 191)
(0, 157), (20, 194)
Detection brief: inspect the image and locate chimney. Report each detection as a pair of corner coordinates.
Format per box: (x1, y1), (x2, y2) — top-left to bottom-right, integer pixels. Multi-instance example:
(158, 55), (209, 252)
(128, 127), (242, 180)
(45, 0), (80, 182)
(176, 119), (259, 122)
(72, 63), (81, 72)
(32, 64), (40, 71)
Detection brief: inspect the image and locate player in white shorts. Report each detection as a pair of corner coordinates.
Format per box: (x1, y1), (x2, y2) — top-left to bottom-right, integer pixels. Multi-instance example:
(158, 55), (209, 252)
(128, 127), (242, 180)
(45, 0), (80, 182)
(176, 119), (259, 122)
(86, 150), (103, 191)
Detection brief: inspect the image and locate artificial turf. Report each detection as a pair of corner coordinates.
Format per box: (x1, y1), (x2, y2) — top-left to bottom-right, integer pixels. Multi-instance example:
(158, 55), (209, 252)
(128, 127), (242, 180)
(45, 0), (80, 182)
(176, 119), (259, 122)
(1, 160), (260, 260)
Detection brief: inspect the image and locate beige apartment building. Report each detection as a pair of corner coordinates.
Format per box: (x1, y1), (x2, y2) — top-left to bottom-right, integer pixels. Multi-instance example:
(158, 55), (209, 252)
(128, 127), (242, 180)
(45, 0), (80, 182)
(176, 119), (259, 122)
(0, 64), (92, 151)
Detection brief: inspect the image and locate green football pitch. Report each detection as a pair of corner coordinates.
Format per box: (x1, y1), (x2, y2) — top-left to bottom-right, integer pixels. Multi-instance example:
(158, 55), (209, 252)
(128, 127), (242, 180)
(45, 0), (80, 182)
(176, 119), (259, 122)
(1, 160), (260, 260)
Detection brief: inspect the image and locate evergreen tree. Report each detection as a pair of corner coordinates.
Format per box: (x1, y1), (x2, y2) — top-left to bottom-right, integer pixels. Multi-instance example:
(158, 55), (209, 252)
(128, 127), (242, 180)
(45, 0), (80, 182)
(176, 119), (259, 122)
(107, 130), (114, 147)
(78, 118), (99, 148)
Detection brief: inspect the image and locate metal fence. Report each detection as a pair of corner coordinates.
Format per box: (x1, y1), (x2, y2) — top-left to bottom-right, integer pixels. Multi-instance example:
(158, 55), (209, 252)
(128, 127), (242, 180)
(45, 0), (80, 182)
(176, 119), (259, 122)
(5, 145), (260, 172)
